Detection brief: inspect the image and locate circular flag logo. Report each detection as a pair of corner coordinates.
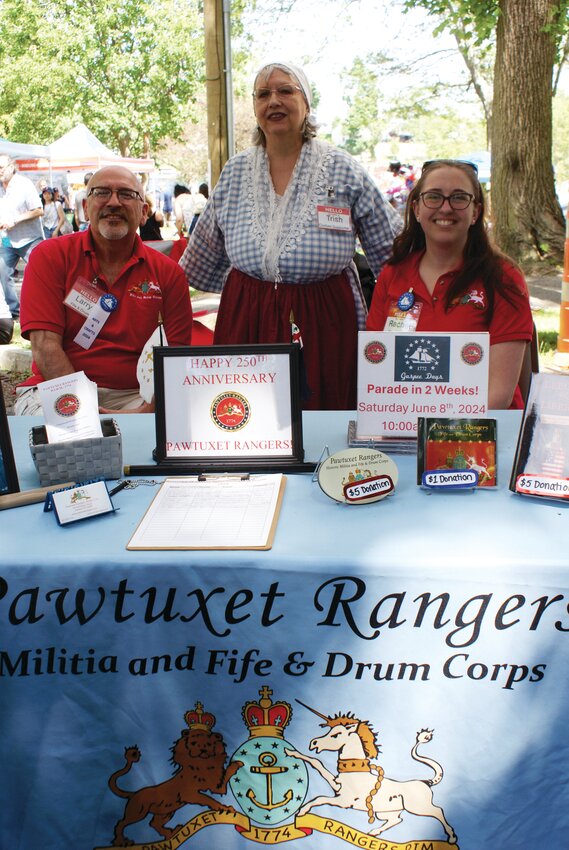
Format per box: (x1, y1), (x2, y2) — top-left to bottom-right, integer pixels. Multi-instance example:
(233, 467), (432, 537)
(55, 393), (80, 417)
(461, 342), (484, 365)
(211, 392), (250, 431)
(364, 340), (387, 364)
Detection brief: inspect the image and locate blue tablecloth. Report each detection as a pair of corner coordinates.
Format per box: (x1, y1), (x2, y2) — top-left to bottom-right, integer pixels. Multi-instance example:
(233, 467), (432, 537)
(1, 411), (567, 850)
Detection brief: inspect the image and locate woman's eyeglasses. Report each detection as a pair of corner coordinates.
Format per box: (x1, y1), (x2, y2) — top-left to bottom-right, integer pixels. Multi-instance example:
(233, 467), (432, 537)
(253, 84), (302, 100)
(87, 187), (143, 203)
(419, 191), (475, 210)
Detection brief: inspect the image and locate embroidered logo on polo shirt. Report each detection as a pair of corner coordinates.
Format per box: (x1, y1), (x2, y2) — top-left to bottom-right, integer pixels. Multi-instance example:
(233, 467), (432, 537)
(457, 288), (486, 309)
(128, 280), (162, 300)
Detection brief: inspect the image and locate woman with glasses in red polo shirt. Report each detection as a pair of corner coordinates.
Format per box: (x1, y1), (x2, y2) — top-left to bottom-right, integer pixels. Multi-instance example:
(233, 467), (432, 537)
(367, 159), (533, 409)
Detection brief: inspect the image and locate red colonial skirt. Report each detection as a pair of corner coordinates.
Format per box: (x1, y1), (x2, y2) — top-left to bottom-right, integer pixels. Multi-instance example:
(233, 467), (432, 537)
(213, 269), (358, 410)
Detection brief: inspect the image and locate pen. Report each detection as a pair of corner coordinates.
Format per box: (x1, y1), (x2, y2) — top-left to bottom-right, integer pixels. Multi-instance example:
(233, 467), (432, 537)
(109, 480), (129, 496)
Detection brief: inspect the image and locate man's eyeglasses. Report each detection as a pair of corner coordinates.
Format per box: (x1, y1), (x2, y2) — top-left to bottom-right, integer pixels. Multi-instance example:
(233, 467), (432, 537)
(253, 84), (302, 100)
(422, 159), (479, 174)
(87, 187), (143, 203)
(419, 191), (475, 210)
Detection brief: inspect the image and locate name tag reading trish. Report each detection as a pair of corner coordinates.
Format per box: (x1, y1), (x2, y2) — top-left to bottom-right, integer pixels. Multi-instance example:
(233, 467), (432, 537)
(317, 205), (352, 231)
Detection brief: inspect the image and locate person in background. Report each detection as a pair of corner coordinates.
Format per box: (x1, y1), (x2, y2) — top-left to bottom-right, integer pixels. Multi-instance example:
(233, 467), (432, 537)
(180, 61), (400, 410)
(173, 184), (194, 237)
(367, 158), (533, 409)
(188, 183), (208, 235)
(139, 193), (164, 241)
(0, 283), (13, 344)
(53, 186), (70, 211)
(74, 171), (93, 231)
(0, 155), (44, 320)
(16, 165), (193, 415)
(162, 188), (173, 223)
(41, 187), (66, 238)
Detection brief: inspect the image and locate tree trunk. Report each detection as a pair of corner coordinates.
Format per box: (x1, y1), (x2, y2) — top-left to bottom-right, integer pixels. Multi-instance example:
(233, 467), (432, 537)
(491, 0), (565, 263)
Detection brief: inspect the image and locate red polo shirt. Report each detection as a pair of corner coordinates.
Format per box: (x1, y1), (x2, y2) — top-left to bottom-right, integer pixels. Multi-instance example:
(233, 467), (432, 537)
(367, 251), (533, 344)
(20, 230), (193, 389)
(367, 252), (533, 409)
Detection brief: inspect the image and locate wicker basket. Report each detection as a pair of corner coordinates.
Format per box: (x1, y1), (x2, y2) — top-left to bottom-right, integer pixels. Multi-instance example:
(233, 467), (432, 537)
(29, 418), (122, 486)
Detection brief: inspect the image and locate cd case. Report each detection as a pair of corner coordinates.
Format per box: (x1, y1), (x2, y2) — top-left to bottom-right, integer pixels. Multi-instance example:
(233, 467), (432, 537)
(417, 417), (497, 487)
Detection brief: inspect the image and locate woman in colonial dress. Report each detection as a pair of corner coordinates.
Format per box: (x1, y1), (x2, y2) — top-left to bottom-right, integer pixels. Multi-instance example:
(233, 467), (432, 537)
(180, 61), (400, 409)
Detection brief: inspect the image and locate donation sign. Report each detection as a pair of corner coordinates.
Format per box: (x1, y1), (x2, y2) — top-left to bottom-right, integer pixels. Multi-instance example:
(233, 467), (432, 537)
(357, 331), (490, 438)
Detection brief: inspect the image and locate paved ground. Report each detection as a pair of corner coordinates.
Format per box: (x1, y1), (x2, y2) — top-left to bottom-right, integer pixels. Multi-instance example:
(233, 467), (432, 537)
(527, 270), (562, 310)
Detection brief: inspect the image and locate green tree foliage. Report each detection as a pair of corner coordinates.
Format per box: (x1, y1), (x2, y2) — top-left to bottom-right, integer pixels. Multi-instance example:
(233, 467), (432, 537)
(0, 0), (206, 157)
(406, 0), (569, 261)
(392, 95), (486, 157)
(341, 55), (386, 156)
(553, 93), (569, 183)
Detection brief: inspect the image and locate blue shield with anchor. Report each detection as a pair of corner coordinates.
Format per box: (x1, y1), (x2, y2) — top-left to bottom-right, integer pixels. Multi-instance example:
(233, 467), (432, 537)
(230, 736), (308, 825)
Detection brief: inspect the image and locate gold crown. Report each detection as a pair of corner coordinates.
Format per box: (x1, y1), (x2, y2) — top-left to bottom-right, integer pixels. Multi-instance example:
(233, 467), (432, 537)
(242, 686), (292, 739)
(184, 701), (215, 732)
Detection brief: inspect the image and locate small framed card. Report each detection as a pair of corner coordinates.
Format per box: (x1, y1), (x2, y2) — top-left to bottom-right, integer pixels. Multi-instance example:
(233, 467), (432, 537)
(153, 344), (311, 472)
(46, 480), (115, 525)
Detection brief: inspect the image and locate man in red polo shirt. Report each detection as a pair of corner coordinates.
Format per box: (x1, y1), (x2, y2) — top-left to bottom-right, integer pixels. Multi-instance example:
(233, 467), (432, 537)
(16, 165), (193, 414)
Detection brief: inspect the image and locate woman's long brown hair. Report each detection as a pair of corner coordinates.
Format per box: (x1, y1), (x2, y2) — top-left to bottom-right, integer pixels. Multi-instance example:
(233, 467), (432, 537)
(390, 159), (518, 316)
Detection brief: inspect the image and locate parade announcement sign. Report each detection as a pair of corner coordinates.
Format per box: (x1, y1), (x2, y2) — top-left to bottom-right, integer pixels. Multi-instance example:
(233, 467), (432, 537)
(356, 331), (490, 439)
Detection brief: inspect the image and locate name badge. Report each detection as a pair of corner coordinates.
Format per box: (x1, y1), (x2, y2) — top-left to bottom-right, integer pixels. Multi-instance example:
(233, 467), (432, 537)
(316, 205), (352, 232)
(65, 277), (118, 350)
(384, 300), (423, 332)
(64, 276), (104, 318)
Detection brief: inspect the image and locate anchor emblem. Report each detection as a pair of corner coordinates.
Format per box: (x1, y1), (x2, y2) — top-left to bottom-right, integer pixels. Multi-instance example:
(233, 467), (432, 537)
(230, 686), (308, 825)
(247, 752), (293, 810)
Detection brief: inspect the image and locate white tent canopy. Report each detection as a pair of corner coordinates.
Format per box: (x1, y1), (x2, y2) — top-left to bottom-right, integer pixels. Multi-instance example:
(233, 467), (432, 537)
(0, 137), (50, 159)
(15, 123), (154, 174)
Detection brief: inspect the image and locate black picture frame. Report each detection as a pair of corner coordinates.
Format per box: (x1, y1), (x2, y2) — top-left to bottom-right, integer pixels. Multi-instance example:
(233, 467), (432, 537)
(153, 343), (314, 473)
(0, 388), (20, 495)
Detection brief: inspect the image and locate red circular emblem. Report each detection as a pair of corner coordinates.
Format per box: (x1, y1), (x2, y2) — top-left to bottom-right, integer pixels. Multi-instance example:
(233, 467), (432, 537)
(211, 392), (250, 431)
(461, 342), (484, 366)
(364, 341), (387, 364)
(55, 393), (80, 417)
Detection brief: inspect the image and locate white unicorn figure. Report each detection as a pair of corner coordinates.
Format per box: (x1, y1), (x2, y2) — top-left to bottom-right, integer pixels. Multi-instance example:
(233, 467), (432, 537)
(287, 701), (457, 844)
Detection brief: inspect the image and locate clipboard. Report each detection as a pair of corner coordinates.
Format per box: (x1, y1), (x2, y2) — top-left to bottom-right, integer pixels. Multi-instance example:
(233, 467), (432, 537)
(126, 474), (286, 550)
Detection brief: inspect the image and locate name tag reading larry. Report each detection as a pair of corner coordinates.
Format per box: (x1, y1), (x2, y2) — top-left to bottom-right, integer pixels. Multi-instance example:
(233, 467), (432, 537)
(317, 205), (352, 231)
(65, 278), (118, 350)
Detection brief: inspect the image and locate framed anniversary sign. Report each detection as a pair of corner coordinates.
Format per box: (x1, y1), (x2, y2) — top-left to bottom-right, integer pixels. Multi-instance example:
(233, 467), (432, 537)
(153, 344), (313, 473)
